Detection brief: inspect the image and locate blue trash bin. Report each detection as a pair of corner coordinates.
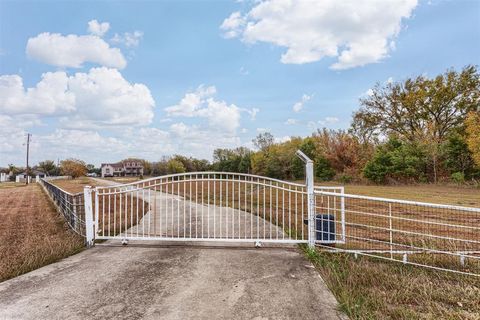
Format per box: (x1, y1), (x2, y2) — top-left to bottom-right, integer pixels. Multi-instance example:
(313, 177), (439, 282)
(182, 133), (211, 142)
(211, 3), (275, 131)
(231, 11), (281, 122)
(303, 214), (336, 242)
(316, 214), (335, 242)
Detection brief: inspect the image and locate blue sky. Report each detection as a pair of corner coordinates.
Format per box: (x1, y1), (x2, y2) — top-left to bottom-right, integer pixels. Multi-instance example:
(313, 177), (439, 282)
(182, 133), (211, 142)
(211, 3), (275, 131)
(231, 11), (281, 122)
(0, 0), (479, 166)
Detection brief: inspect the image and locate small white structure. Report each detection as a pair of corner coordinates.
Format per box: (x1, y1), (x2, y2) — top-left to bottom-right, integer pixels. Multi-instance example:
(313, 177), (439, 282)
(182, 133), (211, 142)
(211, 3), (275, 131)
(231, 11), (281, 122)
(16, 170), (45, 183)
(0, 172), (7, 182)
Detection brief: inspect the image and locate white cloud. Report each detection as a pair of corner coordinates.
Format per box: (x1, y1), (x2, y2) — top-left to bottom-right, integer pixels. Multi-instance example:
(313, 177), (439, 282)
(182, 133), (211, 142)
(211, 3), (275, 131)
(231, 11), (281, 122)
(165, 85), (256, 133)
(275, 136), (291, 143)
(0, 73), (75, 115)
(307, 117), (340, 130)
(221, 0), (417, 69)
(87, 20), (110, 37)
(111, 31), (144, 47)
(26, 32), (126, 69)
(0, 116), (28, 159)
(0, 67), (155, 128)
(293, 94), (312, 112)
(285, 118), (298, 125)
(220, 12), (246, 39)
(320, 116), (339, 125)
(167, 122), (242, 158)
(243, 107), (259, 120)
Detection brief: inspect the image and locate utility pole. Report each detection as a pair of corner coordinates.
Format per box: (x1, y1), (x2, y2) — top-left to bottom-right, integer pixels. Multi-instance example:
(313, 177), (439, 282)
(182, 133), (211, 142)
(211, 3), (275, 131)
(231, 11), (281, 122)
(25, 133), (31, 185)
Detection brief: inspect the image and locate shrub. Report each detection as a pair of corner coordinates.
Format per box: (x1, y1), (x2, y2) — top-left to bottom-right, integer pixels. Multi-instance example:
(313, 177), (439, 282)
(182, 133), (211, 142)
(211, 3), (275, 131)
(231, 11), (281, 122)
(339, 174), (353, 184)
(363, 137), (427, 184)
(451, 172), (465, 184)
(315, 157), (335, 181)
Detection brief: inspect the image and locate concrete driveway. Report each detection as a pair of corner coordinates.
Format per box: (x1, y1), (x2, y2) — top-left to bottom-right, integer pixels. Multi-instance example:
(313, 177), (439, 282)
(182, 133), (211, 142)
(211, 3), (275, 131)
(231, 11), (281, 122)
(0, 244), (346, 320)
(0, 178), (346, 319)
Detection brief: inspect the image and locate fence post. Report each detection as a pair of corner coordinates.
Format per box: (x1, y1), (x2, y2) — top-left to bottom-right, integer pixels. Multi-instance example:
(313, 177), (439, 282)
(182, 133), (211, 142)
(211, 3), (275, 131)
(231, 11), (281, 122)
(306, 160), (315, 248)
(84, 186), (95, 247)
(340, 187), (346, 243)
(296, 150), (315, 248)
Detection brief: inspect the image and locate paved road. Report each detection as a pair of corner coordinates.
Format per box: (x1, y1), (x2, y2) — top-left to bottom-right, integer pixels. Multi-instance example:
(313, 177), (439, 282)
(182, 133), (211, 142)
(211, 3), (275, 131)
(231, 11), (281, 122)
(0, 179), (346, 319)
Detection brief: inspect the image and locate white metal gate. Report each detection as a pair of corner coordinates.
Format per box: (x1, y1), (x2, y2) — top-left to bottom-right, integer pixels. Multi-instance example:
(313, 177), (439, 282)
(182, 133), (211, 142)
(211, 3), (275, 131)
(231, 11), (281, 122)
(83, 152), (345, 246)
(92, 172), (312, 244)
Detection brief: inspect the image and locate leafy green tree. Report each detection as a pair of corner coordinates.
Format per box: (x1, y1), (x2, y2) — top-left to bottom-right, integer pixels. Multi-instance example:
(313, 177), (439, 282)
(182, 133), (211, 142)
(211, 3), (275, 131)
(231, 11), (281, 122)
(465, 111), (480, 167)
(442, 133), (475, 178)
(166, 159), (186, 174)
(354, 66), (479, 143)
(363, 138), (427, 184)
(252, 132), (275, 151)
(37, 160), (59, 176)
(213, 147), (252, 173)
(354, 66), (480, 182)
(315, 156), (335, 181)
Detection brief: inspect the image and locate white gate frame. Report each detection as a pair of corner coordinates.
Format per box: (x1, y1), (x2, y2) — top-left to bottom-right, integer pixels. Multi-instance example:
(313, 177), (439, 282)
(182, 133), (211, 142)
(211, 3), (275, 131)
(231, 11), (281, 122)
(295, 150), (315, 248)
(83, 151), (332, 247)
(84, 186), (94, 247)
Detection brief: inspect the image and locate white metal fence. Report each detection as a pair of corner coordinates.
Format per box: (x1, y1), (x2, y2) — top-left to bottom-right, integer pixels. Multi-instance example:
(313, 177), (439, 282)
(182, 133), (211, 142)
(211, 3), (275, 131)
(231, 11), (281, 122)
(37, 152), (480, 276)
(314, 191), (480, 276)
(39, 178), (87, 237)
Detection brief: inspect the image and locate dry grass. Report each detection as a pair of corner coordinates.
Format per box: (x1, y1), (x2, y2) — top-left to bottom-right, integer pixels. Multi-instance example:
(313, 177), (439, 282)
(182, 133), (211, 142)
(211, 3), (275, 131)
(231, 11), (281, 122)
(0, 182), (27, 189)
(319, 182), (480, 208)
(302, 183), (480, 319)
(303, 247), (480, 320)
(50, 177), (99, 194)
(0, 183), (84, 282)
(104, 176), (146, 184)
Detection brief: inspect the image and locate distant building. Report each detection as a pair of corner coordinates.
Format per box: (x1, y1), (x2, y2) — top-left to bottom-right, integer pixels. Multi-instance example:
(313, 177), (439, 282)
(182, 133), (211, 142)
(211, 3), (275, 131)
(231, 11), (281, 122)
(101, 159), (144, 178)
(15, 170), (46, 183)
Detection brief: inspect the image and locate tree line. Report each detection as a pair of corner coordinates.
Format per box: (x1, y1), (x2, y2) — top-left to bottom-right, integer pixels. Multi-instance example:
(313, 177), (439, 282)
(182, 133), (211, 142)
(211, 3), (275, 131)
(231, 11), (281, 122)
(215, 66), (480, 184)
(2, 66), (478, 184)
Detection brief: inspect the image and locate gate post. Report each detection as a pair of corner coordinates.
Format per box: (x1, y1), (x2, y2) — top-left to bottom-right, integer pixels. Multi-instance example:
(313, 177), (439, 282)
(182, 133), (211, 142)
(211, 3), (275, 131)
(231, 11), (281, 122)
(84, 186), (95, 247)
(306, 160), (315, 248)
(296, 150), (315, 248)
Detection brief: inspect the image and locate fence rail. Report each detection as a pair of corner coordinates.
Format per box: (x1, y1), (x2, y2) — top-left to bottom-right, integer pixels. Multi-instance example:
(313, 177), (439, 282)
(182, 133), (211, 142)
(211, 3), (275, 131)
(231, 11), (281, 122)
(39, 178), (86, 237)
(314, 190), (480, 276)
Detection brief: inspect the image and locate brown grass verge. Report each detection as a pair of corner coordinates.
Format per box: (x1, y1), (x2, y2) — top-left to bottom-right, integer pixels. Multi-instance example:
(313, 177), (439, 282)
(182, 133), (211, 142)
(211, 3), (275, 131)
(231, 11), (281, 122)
(318, 182), (480, 208)
(303, 246), (480, 320)
(0, 183), (84, 282)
